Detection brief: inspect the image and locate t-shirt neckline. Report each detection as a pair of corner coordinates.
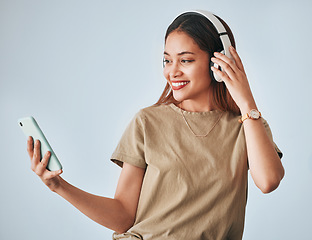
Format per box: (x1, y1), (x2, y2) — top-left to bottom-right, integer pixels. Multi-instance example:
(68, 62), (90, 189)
(169, 103), (223, 116)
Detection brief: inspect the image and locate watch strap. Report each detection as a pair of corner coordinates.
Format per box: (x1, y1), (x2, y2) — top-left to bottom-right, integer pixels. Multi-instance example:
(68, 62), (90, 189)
(238, 109), (261, 123)
(239, 113), (250, 123)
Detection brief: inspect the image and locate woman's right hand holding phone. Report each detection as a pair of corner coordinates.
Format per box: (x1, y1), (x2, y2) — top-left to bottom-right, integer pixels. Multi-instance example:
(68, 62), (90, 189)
(27, 136), (63, 192)
(26, 136), (145, 233)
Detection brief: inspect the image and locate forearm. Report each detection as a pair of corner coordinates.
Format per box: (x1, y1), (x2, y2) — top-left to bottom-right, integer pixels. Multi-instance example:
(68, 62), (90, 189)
(27, 136), (140, 233)
(242, 106), (284, 193)
(210, 47), (284, 193)
(55, 177), (134, 233)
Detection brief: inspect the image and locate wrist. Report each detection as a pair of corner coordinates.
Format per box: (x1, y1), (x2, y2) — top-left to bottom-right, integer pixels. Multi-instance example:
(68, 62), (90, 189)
(46, 176), (64, 193)
(239, 108), (261, 123)
(239, 102), (258, 116)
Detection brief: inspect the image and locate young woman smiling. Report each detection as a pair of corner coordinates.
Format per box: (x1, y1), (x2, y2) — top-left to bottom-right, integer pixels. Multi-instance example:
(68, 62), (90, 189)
(26, 10), (284, 240)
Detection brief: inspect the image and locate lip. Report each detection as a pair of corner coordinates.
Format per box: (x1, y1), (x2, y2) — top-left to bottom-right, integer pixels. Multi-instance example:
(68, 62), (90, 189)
(171, 81), (190, 91)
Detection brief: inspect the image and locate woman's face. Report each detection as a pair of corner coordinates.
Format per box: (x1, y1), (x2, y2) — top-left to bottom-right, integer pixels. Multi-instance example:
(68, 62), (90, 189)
(163, 30), (212, 104)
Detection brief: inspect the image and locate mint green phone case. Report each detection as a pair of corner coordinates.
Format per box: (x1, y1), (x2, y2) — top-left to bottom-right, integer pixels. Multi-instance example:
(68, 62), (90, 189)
(18, 116), (62, 171)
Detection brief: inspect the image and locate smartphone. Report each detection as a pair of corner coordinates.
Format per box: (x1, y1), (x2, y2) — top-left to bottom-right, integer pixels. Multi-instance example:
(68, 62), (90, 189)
(18, 116), (62, 171)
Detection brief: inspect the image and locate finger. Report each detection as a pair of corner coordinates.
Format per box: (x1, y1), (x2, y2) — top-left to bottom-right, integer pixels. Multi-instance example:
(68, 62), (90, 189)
(40, 151), (51, 168)
(211, 66), (231, 83)
(43, 169), (63, 181)
(32, 140), (41, 165)
(229, 46), (245, 72)
(211, 56), (237, 81)
(27, 136), (34, 158)
(213, 52), (237, 70)
(34, 151), (51, 176)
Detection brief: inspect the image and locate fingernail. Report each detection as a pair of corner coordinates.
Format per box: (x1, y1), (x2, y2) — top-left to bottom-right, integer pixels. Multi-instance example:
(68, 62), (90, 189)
(214, 52), (221, 56)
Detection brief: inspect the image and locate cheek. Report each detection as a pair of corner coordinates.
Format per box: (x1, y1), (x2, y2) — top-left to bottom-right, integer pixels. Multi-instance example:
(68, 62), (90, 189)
(196, 64), (211, 82)
(163, 68), (169, 80)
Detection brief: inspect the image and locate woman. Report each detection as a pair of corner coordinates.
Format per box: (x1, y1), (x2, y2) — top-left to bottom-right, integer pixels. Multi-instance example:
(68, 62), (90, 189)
(27, 11), (284, 240)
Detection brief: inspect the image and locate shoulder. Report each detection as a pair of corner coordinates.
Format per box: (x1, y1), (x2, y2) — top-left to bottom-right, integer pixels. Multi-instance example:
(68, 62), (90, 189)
(220, 110), (241, 127)
(135, 103), (173, 120)
(129, 104), (175, 131)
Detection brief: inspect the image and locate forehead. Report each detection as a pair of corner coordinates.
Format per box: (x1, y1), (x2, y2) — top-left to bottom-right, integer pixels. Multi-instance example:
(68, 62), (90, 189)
(164, 31), (202, 55)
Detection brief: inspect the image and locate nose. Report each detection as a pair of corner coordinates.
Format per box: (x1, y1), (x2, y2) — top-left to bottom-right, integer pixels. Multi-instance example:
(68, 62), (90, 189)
(169, 62), (182, 79)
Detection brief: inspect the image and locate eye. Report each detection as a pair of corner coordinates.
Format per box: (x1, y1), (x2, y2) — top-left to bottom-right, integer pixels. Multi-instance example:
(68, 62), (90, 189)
(163, 58), (172, 67)
(181, 59), (195, 64)
(163, 59), (171, 64)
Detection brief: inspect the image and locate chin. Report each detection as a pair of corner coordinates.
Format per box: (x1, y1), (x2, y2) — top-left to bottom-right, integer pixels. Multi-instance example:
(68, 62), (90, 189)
(172, 92), (186, 102)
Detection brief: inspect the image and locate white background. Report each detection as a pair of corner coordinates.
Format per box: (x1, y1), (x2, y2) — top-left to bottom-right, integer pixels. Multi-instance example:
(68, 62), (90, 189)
(1, 0), (311, 239)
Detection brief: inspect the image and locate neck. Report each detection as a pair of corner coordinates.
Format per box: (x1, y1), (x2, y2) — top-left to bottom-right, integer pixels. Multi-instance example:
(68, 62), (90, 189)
(179, 99), (216, 112)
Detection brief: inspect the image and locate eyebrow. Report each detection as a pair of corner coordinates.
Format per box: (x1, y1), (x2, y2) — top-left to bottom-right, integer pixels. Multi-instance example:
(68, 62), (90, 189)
(163, 51), (195, 56)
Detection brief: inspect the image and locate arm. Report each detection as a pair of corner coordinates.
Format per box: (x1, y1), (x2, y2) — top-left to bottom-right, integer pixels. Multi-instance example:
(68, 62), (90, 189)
(240, 106), (284, 193)
(27, 137), (145, 233)
(211, 47), (284, 193)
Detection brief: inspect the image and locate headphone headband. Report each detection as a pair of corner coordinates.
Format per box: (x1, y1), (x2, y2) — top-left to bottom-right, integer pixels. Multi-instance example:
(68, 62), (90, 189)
(174, 10), (233, 82)
(190, 10), (227, 35)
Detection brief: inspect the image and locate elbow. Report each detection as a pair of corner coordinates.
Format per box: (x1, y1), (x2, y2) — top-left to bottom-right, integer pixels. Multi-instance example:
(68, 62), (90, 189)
(114, 215), (135, 234)
(112, 198), (137, 234)
(259, 168), (285, 194)
(260, 181), (280, 194)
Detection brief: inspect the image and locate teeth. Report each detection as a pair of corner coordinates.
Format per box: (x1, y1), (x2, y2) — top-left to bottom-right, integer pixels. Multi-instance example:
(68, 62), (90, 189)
(172, 81), (189, 87)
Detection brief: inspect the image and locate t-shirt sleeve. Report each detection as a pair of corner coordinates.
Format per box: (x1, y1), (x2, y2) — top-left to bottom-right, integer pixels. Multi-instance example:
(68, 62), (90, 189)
(262, 118), (283, 159)
(110, 111), (147, 169)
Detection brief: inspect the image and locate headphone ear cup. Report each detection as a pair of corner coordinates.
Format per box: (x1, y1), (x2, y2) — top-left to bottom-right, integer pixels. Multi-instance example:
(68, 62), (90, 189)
(209, 54), (223, 82)
(209, 60), (217, 82)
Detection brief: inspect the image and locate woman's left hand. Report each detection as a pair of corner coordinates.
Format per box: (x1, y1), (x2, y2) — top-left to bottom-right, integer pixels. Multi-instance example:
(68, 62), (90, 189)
(210, 46), (256, 113)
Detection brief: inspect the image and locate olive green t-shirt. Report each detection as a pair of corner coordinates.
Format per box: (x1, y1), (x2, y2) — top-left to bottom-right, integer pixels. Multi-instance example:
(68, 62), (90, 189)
(111, 103), (282, 240)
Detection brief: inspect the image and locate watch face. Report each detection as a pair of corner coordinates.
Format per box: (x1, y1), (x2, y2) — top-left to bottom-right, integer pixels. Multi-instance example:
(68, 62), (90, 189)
(250, 109), (260, 119)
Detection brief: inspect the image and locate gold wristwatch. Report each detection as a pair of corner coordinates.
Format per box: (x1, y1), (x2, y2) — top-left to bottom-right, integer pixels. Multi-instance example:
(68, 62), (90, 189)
(239, 109), (261, 123)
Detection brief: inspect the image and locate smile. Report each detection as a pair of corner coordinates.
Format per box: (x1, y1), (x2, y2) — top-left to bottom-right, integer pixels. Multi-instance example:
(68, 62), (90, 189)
(171, 81), (190, 90)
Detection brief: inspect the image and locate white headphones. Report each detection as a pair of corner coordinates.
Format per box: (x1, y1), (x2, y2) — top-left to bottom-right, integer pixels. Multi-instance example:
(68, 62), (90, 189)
(177, 10), (233, 82)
